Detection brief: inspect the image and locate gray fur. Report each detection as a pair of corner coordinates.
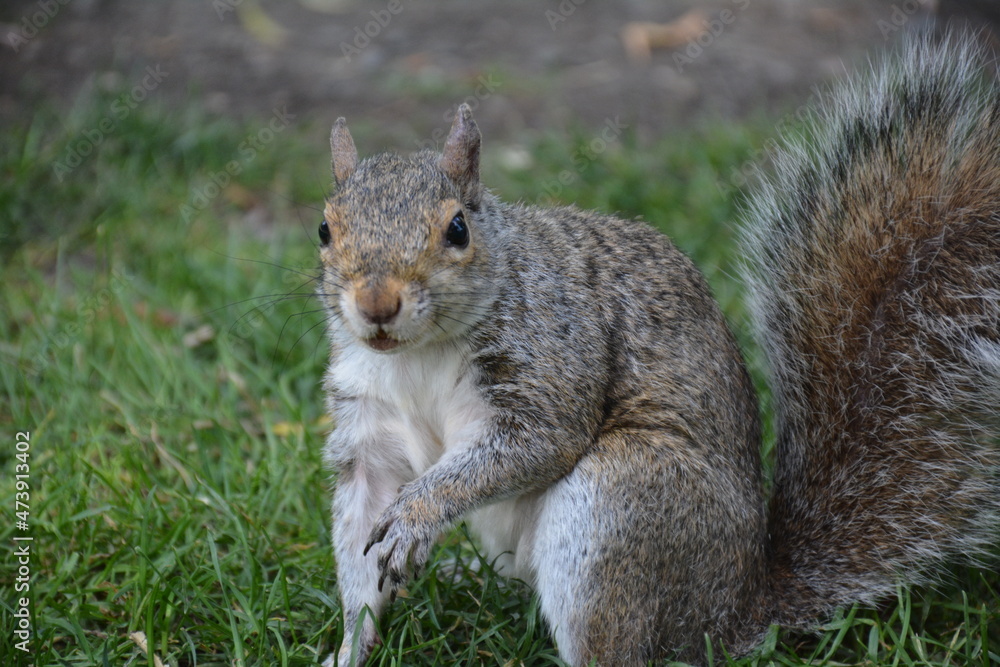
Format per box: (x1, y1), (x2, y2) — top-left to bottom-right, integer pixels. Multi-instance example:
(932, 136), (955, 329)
(319, 32), (1000, 666)
(742, 31), (1000, 624)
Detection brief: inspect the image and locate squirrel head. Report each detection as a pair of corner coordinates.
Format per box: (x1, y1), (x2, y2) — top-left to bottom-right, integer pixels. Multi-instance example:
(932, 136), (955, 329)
(320, 104), (494, 354)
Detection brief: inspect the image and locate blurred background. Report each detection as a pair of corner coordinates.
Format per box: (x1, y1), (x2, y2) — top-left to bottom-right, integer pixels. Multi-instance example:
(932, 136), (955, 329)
(3, 0), (1000, 132)
(4, 0), (1000, 255)
(2, 2), (1000, 665)
(4, 0), (1000, 140)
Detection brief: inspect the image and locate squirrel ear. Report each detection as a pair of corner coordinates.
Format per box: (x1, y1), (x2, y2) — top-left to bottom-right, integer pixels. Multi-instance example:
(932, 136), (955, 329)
(330, 117), (357, 187)
(439, 103), (482, 207)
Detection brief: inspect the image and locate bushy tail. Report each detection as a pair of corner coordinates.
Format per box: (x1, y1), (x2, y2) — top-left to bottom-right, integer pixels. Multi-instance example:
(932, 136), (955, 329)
(742, 31), (1000, 626)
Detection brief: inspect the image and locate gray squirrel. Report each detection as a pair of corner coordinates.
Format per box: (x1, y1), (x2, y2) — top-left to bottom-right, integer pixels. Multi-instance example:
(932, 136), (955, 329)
(316, 32), (1000, 666)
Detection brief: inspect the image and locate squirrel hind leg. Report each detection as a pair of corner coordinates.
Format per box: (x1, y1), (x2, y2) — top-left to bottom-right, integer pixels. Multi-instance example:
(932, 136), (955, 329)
(532, 429), (769, 666)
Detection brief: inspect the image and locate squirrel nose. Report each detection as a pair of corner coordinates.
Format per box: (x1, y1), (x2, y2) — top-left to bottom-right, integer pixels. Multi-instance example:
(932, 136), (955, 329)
(355, 285), (402, 326)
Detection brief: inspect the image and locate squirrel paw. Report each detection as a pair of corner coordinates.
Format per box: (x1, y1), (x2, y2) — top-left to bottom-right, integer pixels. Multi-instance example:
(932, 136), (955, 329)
(364, 491), (441, 600)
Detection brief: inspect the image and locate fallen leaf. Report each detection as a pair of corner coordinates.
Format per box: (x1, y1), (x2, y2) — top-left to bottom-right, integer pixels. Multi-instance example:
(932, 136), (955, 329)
(621, 9), (709, 64)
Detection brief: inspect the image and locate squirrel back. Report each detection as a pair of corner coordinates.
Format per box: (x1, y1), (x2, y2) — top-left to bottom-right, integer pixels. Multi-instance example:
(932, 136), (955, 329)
(744, 32), (1000, 627)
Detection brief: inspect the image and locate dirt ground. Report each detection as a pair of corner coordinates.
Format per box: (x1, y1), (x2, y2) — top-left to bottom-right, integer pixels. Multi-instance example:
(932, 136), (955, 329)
(2, 0), (1000, 145)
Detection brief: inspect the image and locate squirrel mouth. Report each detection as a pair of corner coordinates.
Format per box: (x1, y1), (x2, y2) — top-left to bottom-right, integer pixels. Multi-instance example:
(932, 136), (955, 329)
(366, 328), (401, 352)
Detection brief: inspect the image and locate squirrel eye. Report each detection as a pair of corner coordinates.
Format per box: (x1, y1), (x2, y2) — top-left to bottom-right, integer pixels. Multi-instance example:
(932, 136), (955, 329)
(445, 212), (469, 249)
(319, 219), (331, 246)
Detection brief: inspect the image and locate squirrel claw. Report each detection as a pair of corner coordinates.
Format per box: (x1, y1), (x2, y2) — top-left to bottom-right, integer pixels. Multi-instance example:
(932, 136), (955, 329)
(364, 521), (391, 556)
(367, 498), (441, 600)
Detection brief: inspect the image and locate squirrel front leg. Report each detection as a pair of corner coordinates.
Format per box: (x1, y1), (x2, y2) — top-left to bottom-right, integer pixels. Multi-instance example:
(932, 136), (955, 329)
(365, 416), (583, 600)
(326, 463), (403, 667)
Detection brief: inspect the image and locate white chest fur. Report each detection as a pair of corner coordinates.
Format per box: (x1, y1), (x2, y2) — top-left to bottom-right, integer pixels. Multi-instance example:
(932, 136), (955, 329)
(327, 341), (492, 480)
(326, 339), (541, 583)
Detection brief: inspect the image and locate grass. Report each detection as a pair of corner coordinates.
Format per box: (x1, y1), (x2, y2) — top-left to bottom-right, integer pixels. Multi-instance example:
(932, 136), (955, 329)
(0, 85), (997, 666)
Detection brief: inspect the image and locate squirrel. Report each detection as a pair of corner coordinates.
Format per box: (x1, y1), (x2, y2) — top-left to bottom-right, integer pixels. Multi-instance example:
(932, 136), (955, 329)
(316, 31), (1000, 666)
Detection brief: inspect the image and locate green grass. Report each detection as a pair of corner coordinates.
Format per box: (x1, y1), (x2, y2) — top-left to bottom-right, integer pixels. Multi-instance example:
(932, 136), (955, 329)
(0, 87), (997, 666)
